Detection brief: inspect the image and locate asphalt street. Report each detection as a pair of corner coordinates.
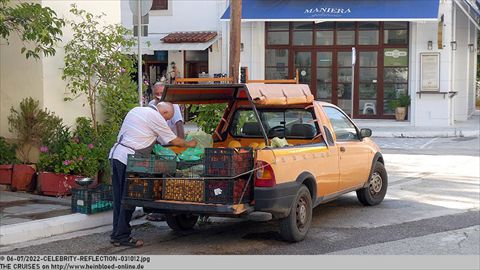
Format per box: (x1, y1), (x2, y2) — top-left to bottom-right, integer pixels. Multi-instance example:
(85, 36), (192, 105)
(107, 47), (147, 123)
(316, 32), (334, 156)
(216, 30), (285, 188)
(2, 136), (479, 255)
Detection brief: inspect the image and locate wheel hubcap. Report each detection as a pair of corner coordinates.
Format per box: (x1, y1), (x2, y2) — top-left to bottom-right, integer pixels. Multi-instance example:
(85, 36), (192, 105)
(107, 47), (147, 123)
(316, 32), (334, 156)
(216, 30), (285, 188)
(296, 196), (308, 230)
(369, 172), (383, 196)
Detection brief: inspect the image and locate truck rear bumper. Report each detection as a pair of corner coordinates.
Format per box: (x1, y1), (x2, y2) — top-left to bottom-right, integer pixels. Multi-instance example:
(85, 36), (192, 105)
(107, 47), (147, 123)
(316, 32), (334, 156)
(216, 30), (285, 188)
(122, 198), (252, 216)
(254, 182), (298, 219)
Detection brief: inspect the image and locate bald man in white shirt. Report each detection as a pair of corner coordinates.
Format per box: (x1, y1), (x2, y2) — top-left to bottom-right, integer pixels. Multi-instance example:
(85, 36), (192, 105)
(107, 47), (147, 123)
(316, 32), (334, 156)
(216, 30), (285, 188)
(108, 102), (196, 247)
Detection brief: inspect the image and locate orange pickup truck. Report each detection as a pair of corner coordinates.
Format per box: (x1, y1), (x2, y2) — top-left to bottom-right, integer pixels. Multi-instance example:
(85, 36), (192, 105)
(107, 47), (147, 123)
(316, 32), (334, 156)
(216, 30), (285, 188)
(123, 83), (387, 242)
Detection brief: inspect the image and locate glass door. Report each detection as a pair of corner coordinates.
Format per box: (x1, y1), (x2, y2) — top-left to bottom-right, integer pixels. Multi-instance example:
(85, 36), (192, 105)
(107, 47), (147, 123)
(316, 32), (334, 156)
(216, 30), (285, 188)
(356, 51), (379, 117)
(336, 50), (353, 115)
(294, 51), (313, 88)
(316, 51), (333, 102)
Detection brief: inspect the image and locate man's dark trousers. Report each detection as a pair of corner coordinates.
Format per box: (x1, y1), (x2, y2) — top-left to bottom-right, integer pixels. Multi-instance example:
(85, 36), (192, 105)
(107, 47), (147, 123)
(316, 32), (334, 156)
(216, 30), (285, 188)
(110, 159), (134, 242)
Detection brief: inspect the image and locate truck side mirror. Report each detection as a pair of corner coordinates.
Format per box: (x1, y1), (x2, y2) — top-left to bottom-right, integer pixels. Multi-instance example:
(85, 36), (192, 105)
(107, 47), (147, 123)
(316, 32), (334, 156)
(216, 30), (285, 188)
(360, 128), (372, 139)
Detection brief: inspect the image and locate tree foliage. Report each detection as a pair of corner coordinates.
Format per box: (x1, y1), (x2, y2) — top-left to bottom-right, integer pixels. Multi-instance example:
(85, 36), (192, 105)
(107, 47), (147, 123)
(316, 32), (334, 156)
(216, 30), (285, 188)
(0, 0), (64, 59)
(189, 104), (227, 133)
(62, 5), (137, 132)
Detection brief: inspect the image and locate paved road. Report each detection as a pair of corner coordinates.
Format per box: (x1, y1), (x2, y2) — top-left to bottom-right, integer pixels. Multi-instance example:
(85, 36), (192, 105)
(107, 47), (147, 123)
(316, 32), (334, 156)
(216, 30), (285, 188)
(2, 137), (479, 255)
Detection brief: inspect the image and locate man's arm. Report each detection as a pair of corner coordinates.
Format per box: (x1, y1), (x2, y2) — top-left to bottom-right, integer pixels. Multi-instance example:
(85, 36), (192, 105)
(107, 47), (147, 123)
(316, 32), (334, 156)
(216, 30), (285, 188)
(169, 137), (197, 148)
(175, 121), (185, 139)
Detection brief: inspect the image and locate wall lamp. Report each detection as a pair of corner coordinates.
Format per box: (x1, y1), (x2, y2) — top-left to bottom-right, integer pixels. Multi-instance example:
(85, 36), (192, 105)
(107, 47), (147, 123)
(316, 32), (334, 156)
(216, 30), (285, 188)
(450, 41), (457, 51)
(427, 41), (433, 50)
(468, 43), (475, 53)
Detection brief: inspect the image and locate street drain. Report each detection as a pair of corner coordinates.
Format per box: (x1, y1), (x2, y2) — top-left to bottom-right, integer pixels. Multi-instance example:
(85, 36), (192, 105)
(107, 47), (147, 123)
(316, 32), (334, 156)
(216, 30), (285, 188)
(242, 231), (283, 241)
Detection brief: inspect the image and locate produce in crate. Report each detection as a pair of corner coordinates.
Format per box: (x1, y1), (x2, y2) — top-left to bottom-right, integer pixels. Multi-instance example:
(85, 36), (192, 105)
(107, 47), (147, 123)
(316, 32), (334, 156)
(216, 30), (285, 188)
(164, 179), (204, 202)
(228, 140), (242, 148)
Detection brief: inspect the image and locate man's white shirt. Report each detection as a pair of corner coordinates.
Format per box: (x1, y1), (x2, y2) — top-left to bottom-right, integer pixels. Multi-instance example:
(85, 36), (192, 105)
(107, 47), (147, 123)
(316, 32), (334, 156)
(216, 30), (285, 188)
(108, 106), (177, 165)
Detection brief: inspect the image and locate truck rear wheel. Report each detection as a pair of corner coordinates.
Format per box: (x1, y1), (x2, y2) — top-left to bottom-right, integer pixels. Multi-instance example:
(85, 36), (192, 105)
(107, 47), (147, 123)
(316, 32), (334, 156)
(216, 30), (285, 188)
(165, 214), (198, 231)
(356, 162), (388, 206)
(279, 185), (312, 242)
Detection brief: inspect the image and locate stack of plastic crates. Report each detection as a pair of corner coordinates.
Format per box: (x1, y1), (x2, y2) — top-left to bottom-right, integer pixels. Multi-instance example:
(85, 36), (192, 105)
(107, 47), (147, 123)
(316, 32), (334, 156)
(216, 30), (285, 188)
(71, 184), (113, 214)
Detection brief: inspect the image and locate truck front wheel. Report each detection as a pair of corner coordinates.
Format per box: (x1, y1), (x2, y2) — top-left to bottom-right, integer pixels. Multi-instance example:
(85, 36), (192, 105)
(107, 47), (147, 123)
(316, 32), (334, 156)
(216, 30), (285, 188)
(356, 162), (388, 206)
(165, 214), (198, 231)
(279, 185), (312, 242)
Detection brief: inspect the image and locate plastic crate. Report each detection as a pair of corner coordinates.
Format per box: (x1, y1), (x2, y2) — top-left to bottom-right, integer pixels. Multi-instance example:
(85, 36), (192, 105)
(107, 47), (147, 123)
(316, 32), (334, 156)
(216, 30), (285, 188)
(205, 178), (252, 205)
(163, 179), (205, 202)
(126, 177), (162, 200)
(126, 154), (176, 175)
(204, 148), (254, 177)
(71, 184), (113, 214)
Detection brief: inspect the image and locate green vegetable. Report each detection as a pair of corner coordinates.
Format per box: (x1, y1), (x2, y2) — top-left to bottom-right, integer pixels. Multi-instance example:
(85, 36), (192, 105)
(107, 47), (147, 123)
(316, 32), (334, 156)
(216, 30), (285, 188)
(270, 137), (291, 148)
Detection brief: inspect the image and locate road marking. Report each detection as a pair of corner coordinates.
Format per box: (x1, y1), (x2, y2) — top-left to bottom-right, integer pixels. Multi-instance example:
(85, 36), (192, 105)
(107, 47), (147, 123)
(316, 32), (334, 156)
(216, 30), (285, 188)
(420, 137), (439, 149)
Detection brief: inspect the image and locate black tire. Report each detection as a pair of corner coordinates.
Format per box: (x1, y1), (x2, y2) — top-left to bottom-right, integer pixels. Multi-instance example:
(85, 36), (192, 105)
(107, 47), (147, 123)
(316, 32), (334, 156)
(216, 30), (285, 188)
(165, 214), (198, 231)
(356, 162), (388, 206)
(279, 185), (313, 242)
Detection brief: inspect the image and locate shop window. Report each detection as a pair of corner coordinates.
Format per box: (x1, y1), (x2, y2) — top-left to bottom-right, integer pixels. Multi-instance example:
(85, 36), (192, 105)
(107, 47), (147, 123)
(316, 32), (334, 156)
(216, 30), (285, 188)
(316, 51), (333, 101)
(384, 22), (408, 45)
(151, 0), (168, 10)
(358, 22), (379, 45)
(336, 22), (355, 45)
(383, 48), (409, 115)
(316, 22), (334, 46)
(267, 22), (289, 45)
(265, 49), (289, 80)
(293, 22), (313, 46)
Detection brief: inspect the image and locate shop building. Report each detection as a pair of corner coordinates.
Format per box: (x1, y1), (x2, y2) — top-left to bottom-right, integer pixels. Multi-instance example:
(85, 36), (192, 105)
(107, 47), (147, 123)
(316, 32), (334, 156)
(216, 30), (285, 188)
(221, 0), (479, 126)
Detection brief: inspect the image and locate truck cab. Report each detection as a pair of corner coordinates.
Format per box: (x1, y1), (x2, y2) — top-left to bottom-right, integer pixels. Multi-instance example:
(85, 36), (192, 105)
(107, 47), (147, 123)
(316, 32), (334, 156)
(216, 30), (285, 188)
(123, 83), (387, 242)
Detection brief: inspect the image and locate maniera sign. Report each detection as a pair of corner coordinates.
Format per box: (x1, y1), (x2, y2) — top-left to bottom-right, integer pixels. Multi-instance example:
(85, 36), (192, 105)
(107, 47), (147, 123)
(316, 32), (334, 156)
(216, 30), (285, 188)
(305, 7), (352, 17)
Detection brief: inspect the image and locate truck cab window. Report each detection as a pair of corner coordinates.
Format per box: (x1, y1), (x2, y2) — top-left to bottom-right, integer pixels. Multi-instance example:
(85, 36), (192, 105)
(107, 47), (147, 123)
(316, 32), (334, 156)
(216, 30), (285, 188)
(231, 109), (319, 139)
(323, 106), (359, 141)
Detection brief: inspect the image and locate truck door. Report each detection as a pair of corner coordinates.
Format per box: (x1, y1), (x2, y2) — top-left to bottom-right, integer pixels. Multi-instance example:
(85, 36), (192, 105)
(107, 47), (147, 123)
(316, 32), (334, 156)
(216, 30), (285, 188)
(322, 106), (371, 191)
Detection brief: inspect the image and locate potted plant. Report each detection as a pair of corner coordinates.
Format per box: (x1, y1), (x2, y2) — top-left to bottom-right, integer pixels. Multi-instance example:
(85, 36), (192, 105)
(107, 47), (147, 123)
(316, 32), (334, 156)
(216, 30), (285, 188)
(7, 98), (61, 191)
(37, 120), (99, 196)
(0, 137), (18, 185)
(388, 94), (411, 121)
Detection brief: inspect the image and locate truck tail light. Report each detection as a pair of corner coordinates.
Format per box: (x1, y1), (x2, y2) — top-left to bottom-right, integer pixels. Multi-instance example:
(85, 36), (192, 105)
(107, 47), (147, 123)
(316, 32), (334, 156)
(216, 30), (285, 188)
(255, 161), (276, 187)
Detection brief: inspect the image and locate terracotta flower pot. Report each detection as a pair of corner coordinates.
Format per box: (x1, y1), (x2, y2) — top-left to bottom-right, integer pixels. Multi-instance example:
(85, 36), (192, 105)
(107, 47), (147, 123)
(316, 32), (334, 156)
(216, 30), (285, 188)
(0, 164), (14, 185)
(395, 107), (407, 121)
(38, 172), (96, 196)
(11, 164), (36, 191)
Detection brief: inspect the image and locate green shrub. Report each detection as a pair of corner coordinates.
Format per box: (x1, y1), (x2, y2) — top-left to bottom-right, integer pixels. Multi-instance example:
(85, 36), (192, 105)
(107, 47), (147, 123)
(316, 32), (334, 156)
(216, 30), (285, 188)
(0, 137), (18, 164)
(8, 97), (62, 163)
(189, 104), (227, 133)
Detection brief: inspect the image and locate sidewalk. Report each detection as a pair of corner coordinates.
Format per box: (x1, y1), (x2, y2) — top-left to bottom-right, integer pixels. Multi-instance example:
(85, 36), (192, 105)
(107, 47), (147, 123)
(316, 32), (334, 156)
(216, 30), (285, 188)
(0, 190), (140, 246)
(185, 112), (480, 138)
(355, 112), (480, 138)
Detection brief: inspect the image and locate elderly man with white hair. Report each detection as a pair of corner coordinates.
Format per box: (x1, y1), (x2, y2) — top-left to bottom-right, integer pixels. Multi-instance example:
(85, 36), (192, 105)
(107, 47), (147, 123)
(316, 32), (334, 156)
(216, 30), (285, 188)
(108, 102), (197, 247)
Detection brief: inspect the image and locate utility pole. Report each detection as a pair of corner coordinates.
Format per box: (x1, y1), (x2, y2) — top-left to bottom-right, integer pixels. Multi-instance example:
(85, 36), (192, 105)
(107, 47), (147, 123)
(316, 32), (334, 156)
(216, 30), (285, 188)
(229, 0), (242, 83)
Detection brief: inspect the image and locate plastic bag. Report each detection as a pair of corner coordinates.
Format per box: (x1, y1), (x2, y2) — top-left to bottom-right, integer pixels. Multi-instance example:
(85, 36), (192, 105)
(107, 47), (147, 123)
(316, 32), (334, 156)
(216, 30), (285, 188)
(178, 147), (204, 161)
(185, 130), (213, 149)
(270, 137), (292, 148)
(152, 144), (177, 160)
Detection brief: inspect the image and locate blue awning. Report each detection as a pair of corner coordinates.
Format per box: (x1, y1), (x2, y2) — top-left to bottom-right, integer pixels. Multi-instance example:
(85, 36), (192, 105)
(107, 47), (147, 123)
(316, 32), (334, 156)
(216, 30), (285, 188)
(221, 0), (440, 21)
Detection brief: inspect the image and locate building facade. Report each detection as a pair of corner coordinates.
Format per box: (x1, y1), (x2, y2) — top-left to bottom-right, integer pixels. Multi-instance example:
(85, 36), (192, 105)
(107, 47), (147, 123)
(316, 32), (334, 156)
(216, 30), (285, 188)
(126, 0), (477, 126)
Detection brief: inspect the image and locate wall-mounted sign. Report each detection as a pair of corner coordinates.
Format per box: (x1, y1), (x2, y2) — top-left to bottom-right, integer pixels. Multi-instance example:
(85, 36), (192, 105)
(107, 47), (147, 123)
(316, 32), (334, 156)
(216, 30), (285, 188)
(420, 53), (440, 91)
(384, 48), (408, 67)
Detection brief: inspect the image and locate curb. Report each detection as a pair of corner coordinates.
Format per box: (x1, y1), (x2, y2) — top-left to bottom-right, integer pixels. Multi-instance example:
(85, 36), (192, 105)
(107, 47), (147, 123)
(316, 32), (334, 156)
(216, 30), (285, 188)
(372, 130), (480, 138)
(0, 211), (112, 246)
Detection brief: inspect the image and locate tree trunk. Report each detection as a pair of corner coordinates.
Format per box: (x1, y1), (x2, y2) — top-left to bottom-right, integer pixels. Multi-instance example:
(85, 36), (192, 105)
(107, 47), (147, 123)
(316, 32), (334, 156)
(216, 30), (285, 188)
(229, 0), (242, 83)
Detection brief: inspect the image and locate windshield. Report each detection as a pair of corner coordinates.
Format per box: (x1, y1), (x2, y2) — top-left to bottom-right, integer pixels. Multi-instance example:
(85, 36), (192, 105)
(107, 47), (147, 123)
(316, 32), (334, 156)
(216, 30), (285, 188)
(230, 109), (319, 139)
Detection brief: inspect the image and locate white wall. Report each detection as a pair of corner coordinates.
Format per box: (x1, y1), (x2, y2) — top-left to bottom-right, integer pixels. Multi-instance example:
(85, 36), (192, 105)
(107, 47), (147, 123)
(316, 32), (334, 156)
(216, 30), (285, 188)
(453, 5), (471, 121)
(239, 22), (265, 80)
(0, 0), (122, 139)
(411, 0), (453, 126)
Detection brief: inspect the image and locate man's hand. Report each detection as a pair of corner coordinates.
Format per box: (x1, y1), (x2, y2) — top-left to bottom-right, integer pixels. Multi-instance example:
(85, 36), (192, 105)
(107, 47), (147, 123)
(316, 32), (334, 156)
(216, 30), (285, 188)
(169, 137), (198, 148)
(186, 140), (197, 148)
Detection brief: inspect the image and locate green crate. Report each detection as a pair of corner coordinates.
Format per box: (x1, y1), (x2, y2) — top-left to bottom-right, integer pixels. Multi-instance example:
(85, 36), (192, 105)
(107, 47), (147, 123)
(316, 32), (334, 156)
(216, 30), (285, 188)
(126, 154), (176, 175)
(71, 184), (113, 214)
